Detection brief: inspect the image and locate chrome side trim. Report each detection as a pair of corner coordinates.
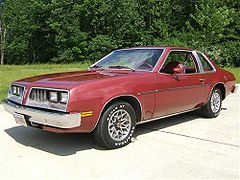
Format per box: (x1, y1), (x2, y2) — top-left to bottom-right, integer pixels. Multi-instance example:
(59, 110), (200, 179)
(138, 84), (205, 95)
(136, 108), (197, 125)
(156, 84), (205, 92)
(3, 100), (80, 129)
(26, 87), (70, 112)
(158, 71), (204, 76)
(137, 90), (156, 95)
(90, 94), (143, 132)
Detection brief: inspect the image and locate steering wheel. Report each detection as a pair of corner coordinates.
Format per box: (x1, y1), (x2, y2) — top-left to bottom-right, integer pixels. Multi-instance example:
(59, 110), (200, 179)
(136, 61), (153, 70)
(142, 62), (153, 69)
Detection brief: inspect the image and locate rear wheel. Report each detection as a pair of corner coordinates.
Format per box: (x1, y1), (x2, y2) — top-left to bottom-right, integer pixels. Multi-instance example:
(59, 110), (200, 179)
(200, 88), (222, 118)
(94, 101), (136, 149)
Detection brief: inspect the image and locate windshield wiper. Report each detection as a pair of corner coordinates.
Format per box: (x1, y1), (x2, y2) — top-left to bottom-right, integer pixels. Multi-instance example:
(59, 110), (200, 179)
(90, 65), (104, 70)
(108, 65), (135, 71)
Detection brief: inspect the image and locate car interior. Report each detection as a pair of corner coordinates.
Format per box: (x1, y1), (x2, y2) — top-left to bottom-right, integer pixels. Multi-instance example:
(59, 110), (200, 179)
(160, 51), (198, 74)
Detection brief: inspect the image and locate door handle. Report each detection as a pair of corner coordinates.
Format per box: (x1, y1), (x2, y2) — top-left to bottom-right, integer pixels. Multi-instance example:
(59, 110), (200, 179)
(199, 78), (205, 83)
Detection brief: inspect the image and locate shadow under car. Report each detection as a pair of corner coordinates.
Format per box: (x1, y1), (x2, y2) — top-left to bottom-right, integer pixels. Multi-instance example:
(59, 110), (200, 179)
(4, 110), (222, 156)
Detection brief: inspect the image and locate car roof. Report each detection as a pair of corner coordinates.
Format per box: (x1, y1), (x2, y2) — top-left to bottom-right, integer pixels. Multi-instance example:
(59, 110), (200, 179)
(120, 46), (193, 51)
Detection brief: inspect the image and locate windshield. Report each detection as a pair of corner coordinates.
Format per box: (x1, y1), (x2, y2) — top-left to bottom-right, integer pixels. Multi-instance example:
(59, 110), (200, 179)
(92, 49), (164, 71)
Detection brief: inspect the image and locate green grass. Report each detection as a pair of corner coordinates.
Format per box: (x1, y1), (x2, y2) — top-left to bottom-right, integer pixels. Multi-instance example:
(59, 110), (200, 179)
(0, 64), (239, 102)
(0, 62), (90, 101)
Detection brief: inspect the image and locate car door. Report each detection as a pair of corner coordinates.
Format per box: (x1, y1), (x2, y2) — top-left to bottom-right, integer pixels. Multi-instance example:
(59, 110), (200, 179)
(196, 52), (218, 100)
(153, 50), (207, 118)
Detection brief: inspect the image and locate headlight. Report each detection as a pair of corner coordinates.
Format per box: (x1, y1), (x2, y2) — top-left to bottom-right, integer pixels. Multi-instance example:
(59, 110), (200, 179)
(27, 88), (69, 111)
(7, 84), (25, 104)
(59, 92), (68, 104)
(49, 91), (58, 103)
(12, 86), (17, 94)
(12, 85), (22, 96)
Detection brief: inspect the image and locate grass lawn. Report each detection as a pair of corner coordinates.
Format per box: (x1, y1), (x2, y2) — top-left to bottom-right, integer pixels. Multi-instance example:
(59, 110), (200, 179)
(0, 62), (90, 101)
(0, 64), (239, 102)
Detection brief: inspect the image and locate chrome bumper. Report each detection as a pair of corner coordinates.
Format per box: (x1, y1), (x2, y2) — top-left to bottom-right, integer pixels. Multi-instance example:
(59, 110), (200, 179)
(3, 101), (81, 129)
(233, 85), (238, 93)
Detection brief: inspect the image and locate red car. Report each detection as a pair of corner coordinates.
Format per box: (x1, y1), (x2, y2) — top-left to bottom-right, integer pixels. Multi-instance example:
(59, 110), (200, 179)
(3, 46), (237, 149)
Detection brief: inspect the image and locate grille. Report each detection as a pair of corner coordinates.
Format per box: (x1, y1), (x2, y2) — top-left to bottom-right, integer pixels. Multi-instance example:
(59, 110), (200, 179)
(27, 88), (68, 111)
(29, 89), (48, 102)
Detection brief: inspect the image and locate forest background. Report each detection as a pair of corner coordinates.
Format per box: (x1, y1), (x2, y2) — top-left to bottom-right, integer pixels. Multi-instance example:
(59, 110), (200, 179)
(0, 0), (239, 66)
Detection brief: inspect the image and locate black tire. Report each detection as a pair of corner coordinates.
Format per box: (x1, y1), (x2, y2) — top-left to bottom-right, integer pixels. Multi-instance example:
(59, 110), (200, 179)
(200, 88), (222, 118)
(94, 101), (136, 149)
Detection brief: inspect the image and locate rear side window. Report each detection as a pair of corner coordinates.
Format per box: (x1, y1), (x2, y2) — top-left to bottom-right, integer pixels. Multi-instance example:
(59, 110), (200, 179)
(197, 53), (214, 72)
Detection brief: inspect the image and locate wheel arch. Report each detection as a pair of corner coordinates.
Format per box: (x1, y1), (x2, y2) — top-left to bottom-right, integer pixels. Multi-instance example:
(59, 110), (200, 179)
(93, 95), (143, 131)
(204, 82), (226, 107)
(213, 83), (226, 100)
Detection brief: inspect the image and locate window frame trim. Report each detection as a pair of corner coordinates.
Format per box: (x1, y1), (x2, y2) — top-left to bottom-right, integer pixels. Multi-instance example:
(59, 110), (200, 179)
(195, 51), (216, 74)
(158, 50), (202, 76)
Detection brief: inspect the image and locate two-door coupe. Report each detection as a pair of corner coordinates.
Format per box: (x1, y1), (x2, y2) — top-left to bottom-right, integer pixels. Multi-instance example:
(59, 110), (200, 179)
(3, 46), (237, 149)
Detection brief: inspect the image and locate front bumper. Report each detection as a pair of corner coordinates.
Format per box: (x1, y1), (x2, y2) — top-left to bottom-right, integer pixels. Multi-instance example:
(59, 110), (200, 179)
(3, 100), (81, 129)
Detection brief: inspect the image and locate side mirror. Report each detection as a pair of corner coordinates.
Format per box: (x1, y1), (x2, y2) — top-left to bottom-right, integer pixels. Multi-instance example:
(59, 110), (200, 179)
(173, 64), (185, 74)
(172, 64), (185, 80)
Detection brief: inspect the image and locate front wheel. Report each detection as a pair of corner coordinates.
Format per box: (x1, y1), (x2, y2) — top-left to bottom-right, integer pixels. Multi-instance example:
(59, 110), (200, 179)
(94, 101), (136, 149)
(200, 88), (222, 118)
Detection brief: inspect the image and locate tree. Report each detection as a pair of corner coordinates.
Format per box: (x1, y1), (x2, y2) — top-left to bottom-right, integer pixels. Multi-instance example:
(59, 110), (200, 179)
(0, 0), (5, 65)
(190, 0), (234, 44)
(2, 0), (240, 66)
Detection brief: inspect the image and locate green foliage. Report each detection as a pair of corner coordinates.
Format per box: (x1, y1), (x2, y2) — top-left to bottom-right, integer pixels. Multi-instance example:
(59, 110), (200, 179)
(1, 0), (239, 66)
(153, 37), (188, 47)
(190, 0), (234, 44)
(218, 41), (240, 67)
(88, 35), (118, 61)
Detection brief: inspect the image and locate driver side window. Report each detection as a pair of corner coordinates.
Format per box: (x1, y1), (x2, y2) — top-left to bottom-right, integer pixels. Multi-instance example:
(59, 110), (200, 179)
(160, 51), (199, 74)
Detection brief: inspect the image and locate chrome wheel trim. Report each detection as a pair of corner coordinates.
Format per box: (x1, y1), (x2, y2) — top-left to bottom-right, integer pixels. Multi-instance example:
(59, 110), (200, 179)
(108, 109), (132, 141)
(210, 92), (221, 113)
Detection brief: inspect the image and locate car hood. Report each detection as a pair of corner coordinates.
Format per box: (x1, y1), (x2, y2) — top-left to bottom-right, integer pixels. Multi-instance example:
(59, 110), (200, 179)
(15, 70), (140, 89)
